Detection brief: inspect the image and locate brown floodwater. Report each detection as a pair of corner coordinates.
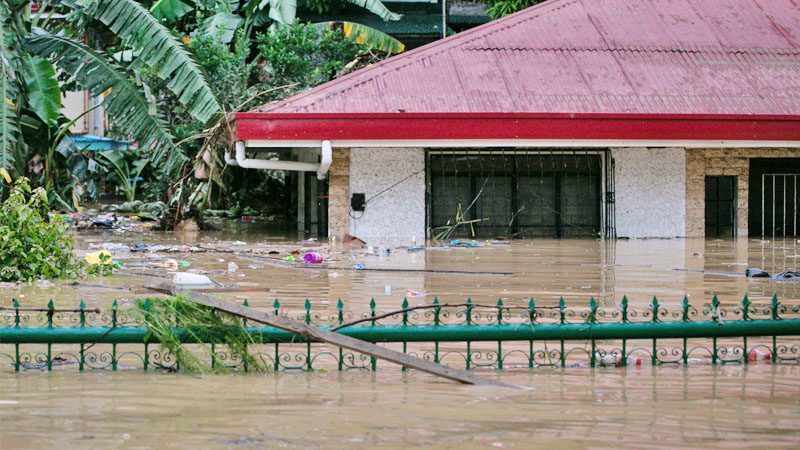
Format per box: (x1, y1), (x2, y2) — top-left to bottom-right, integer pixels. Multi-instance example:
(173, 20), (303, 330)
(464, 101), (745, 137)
(2, 225), (800, 447)
(2, 366), (799, 448)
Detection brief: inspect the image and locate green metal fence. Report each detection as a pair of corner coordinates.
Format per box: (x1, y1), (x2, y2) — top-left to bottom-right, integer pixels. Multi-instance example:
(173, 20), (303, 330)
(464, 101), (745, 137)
(2, 295), (799, 372)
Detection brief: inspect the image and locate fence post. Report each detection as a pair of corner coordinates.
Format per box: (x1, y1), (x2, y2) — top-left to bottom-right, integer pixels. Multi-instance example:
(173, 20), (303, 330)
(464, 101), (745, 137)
(465, 298), (473, 370)
(589, 297), (597, 368)
(305, 299), (312, 372)
(46, 300), (53, 372)
(242, 299), (248, 373)
(771, 294), (780, 364)
(496, 298), (503, 370)
(337, 299), (344, 371)
(682, 296), (690, 366)
(559, 297), (565, 368)
(370, 298), (377, 372)
(711, 295), (719, 366)
(13, 299), (20, 372)
(741, 295), (750, 365)
(142, 299), (151, 371)
(401, 298), (409, 372)
(528, 298), (535, 369)
(111, 300), (118, 371)
(433, 297), (440, 364)
(651, 297), (660, 366)
(621, 296), (629, 367)
(273, 299), (280, 372)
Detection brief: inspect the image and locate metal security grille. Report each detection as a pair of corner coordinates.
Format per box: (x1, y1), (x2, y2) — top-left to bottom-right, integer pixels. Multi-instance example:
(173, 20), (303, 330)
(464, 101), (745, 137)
(428, 150), (603, 238)
(762, 174), (799, 238)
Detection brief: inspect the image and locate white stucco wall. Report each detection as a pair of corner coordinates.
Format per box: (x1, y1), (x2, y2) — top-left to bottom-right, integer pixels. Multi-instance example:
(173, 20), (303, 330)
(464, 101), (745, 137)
(612, 147), (686, 238)
(348, 148), (426, 246)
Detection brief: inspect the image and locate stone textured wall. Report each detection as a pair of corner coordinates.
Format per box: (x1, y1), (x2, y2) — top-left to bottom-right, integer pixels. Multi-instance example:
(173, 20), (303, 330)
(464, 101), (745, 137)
(612, 147), (686, 238)
(327, 148), (350, 240)
(685, 148), (799, 237)
(348, 148), (426, 246)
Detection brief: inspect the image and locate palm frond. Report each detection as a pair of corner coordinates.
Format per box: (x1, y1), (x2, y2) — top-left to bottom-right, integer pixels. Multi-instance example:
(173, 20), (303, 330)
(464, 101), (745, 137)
(345, 0), (401, 21)
(150, 0), (195, 24)
(24, 29), (174, 153)
(316, 21), (405, 53)
(0, 6), (20, 169)
(22, 54), (61, 127)
(77, 0), (221, 124)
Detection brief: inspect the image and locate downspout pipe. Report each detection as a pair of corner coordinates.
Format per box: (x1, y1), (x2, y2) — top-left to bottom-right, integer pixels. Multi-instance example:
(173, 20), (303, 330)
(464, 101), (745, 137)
(317, 140), (332, 180)
(231, 141), (332, 180)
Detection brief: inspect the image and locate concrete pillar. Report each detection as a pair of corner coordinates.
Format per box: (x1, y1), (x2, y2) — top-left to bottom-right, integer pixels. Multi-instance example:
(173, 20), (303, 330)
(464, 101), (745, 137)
(327, 148), (350, 240)
(611, 147), (687, 238)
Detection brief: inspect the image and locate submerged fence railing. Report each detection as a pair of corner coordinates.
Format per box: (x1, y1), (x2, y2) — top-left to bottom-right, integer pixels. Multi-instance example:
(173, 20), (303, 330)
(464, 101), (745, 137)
(2, 295), (799, 372)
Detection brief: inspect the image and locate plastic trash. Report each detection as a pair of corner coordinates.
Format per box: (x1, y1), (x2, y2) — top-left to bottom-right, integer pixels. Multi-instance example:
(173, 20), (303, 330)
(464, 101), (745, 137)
(748, 350), (772, 362)
(85, 250), (113, 265)
(227, 262), (239, 274)
(285, 256), (296, 262)
(450, 240), (480, 248)
(180, 261), (190, 267)
(130, 243), (149, 252)
(165, 259), (179, 270)
(35, 279), (55, 288)
(303, 252), (324, 263)
(376, 244), (391, 255)
(90, 214), (118, 228)
(384, 285), (392, 295)
(101, 243), (129, 252)
(745, 268), (770, 277)
(354, 263), (365, 270)
(407, 290), (426, 297)
(173, 272), (215, 288)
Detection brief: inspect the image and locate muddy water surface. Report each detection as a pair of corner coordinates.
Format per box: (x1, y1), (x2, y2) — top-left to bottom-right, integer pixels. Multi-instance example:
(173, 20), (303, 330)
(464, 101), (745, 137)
(2, 227), (800, 448)
(2, 366), (799, 448)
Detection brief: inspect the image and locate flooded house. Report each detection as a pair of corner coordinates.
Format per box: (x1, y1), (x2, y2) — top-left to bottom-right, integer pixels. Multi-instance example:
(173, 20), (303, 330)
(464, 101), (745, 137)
(232, 0), (800, 245)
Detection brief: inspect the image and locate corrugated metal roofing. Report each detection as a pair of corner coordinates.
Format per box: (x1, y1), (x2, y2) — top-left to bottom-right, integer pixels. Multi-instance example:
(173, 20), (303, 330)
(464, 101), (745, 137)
(255, 0), (800, 115)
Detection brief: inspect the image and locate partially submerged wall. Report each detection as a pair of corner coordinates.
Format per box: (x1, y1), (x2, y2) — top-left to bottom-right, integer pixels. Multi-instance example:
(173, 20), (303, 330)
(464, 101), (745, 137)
(612, 147), (687, 238)
(348, 148), (426, 246)
(328, 148), (351, 240)
(684, 148), (799, 238)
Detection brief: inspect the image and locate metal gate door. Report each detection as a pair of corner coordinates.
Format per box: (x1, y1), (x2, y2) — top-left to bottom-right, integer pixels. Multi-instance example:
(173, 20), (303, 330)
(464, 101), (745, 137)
(705, 176), (736, 238)
(428, 151), (603, 239)
(761, 174), (799, 238)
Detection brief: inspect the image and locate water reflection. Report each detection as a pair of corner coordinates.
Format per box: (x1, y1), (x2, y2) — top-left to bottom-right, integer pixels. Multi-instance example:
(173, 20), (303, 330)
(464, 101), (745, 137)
(1, 365), (798, 448)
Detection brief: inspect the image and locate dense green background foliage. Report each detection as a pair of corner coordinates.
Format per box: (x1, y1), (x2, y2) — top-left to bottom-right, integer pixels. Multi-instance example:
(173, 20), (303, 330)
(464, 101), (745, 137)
(0, 171), (80, 282)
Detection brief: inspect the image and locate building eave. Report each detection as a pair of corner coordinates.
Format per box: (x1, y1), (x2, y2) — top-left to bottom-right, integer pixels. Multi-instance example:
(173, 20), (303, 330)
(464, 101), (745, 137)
(233, 112), (800, 145)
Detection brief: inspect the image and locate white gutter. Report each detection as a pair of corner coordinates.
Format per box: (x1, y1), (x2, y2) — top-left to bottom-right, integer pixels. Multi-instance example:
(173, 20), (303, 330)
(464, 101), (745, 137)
(232, 140), (332, 180)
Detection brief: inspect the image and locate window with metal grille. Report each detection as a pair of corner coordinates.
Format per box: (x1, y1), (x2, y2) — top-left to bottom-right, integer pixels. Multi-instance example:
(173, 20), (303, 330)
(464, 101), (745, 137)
(749, 158), (800, 238)
(428, 150), (602, 238)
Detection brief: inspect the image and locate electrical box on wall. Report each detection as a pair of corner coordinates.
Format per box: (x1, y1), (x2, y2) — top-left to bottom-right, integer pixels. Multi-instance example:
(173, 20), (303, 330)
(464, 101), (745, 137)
(351, 193), (366, 211)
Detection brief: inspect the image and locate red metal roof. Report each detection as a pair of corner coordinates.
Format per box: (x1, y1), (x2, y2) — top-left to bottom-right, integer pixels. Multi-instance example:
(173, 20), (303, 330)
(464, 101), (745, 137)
(250, 0), (800, 116)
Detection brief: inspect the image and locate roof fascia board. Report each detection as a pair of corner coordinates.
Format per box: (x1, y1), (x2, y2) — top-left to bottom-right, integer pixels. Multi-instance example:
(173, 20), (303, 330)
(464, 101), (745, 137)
(243, 139), (800, 149)
(235, 113), (800, 143)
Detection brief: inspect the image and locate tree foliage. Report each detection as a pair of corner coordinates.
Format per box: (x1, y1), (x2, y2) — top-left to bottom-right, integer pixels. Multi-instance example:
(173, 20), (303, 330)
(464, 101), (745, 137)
(0, 170), (81, 282)
(481, 0), (545, 19)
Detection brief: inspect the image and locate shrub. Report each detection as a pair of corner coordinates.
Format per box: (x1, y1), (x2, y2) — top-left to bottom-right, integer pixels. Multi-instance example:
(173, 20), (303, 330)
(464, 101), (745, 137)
(0, 169), (81, 282)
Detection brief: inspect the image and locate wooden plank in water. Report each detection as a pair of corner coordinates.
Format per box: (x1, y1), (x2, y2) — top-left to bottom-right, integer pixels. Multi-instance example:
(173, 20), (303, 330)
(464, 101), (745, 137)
(148, 284), (518, 388)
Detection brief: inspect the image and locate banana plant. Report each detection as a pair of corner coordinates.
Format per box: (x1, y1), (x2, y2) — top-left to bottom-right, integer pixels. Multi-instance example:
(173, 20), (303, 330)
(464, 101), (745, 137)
(152, 0), (402, 45)
(95, 150), (149, 203)
(315, 21), (404, 53)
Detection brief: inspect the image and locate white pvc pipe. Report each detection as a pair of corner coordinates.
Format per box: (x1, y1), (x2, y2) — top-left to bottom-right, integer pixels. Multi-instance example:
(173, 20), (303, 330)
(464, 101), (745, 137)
(234, 141), (320, 172)
(317, 140), (332, 180)
(224, 149), (238, 167)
